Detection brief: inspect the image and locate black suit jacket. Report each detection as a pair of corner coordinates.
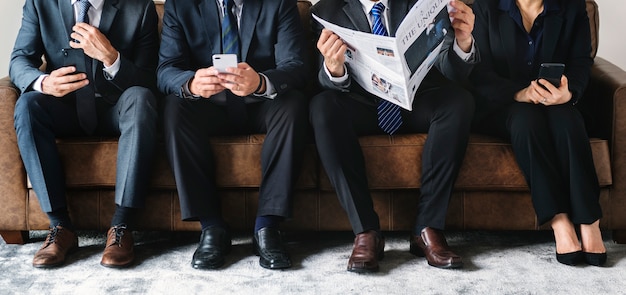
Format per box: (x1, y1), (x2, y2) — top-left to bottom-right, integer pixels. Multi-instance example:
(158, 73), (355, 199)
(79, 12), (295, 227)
(10, 0), (160, 100)
(311, 0), (478, 101)
(157, 0), (308, 98)
(470, 0), (593, 118)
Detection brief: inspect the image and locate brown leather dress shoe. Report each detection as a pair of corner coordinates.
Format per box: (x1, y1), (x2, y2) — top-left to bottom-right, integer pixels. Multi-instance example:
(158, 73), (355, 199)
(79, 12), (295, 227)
(101, 225), (134, 268)
(32, 226), (78, 268)
(410, 227), (463, 269)
(347, 230), (385, 273)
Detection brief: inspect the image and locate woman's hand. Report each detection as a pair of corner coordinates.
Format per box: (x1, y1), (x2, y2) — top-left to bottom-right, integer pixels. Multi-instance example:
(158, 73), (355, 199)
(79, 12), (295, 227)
(514, 75), (572, 106)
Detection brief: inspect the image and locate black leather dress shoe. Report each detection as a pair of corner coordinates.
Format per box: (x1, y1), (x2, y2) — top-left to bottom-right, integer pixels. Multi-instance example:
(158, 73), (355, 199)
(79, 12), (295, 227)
(253, 227), (291, 269)
(191, 226), (231, 269)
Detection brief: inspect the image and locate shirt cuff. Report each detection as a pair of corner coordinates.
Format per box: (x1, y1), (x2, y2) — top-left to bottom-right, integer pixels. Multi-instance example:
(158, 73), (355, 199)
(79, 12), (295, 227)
(324, 64), (349, 85)
(102, 52), (121, 80)
(181, 79), (201, 100)
(453, 36), (476, 62)
(33, 74), (49, 93)
(253, 73), (277, 99)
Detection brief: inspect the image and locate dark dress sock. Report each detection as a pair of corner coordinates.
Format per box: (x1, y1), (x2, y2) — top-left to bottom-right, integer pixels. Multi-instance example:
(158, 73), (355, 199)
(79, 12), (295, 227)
(199, 216), (227, 231)
(414, 225), (427, 236)
(47, 208), (74, 230)
(111, 205), (137, 228)
(254, 215), (284, 233)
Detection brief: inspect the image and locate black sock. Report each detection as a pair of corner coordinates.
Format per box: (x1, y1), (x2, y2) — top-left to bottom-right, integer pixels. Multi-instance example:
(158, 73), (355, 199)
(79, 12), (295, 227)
(199, 216), (226, 231)
(254, 215), (284, 233)
(111, 205), (137, 228)
(414, 225), (426, 236)
(47, 208), (74, 231)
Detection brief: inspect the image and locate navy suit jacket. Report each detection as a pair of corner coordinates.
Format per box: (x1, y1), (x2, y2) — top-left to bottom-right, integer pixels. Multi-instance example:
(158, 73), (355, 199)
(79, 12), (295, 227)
(10, 0), (160, 100)
(311, 0), (478, 97)
(470, 0), (593, 118)
(157, 0), (308, 98)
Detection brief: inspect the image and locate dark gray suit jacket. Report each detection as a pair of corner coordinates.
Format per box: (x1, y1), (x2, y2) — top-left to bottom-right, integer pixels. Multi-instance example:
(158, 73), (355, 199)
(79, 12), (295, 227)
(10, 0), (159, 100)
(312, 0), (478, 98)
(157, 0), (308, 98)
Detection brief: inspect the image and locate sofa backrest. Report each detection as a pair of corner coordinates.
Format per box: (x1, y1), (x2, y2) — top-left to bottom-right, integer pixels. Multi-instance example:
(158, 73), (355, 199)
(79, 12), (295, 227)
(152, 0), (599, 58)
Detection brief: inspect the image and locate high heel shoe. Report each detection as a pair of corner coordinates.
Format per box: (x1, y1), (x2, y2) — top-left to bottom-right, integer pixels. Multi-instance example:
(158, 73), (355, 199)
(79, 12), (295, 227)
(584, 252), (607, 266)
(556, 250), (584, 266)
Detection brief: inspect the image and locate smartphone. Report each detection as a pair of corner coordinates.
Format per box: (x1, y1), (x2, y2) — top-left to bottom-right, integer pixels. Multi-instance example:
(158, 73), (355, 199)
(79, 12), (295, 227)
(537, 63), (565, 88)
(61, 48), (88, 75)
(212, 54), (238, 73)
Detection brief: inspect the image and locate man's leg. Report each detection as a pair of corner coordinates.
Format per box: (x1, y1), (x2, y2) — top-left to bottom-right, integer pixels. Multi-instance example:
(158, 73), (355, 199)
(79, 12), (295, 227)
(162, 94), (232, 270)
(14, 92), (83, 268)
(404, 83), (474, 269)
(98, 86), (158, 268)
(247, 89), (308, 270)
(309, 90), (384, 272)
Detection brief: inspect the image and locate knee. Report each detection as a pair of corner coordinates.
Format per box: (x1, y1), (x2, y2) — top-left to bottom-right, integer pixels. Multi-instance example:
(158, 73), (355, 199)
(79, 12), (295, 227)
(14, 93), (45, 129)
(309, 90), (343, 128)
(119, 86), (158, 123)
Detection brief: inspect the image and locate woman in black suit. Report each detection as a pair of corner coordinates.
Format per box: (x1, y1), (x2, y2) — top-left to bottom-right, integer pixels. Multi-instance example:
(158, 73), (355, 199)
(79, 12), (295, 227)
(469, 0), (606, 266)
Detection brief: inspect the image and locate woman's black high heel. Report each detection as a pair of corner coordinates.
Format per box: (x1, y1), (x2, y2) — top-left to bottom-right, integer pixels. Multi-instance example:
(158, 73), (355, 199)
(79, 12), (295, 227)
(584, 252), (607, 266)
(556, 251), (584, 266)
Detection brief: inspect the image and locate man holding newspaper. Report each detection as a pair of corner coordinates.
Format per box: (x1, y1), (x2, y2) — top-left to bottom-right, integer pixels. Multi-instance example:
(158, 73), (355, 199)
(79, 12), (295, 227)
(310, 0), (479, 272)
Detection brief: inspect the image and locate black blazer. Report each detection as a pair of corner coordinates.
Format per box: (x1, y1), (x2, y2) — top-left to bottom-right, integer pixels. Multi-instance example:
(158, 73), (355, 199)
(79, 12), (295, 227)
(157, 0), (308, 98)
(10, 0), (160, 100)
(470, 0), (593, 117)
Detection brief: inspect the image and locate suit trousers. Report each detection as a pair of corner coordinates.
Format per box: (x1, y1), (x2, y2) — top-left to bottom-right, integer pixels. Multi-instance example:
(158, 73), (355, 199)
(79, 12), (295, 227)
(309, 80), (474, 234)
(162, 90), (308, 221)
(13, 87), (158, 212)
(474, 102), (602, 225)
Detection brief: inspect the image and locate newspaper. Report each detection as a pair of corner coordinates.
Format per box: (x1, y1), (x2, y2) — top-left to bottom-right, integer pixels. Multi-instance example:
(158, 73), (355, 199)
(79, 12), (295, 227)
(313, 0), (453, 111)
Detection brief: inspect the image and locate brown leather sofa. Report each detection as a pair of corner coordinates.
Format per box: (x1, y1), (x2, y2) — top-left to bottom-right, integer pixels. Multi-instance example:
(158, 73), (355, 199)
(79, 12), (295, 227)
(1, 0), (625, 245)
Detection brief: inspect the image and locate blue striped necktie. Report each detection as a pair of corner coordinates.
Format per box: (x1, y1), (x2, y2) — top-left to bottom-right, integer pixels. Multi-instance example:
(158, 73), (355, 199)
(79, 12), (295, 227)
(222, 0), (240, 57)
(371, 2), (402, 135)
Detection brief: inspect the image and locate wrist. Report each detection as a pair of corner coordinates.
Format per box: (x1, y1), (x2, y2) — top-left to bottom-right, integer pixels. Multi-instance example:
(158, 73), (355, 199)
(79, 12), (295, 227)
(254, 73), (265, 94)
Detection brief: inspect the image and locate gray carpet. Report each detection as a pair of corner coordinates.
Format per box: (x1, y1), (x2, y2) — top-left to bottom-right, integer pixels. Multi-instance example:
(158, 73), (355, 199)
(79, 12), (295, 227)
(1, 230), (625, 294)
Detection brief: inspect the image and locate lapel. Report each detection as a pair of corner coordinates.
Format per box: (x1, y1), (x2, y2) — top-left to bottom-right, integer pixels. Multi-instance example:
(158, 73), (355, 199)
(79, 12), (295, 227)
(541, 14), (562, 62)
(99, 0), (119, 37)
(239, 0), (261, 61)
(59, 0), (75, 42)
(387, 0), (409, 36)
(497, 11), (518, 78)
(343, 0), (371, 33)
(198, 0), (221, 55)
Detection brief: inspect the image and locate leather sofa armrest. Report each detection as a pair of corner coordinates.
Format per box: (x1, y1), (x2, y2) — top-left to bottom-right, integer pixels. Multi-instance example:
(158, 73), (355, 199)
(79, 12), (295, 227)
(585, 57), (626, 229)
(0, 76), (28, 230)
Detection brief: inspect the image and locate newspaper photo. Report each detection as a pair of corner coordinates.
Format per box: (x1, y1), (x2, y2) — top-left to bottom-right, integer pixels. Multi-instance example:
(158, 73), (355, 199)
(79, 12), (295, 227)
(313, 0), (452, 111)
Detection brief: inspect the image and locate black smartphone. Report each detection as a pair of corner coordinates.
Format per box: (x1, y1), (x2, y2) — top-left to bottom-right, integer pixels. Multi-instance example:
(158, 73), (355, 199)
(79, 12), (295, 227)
(537, 63), (565, 88)
(61, 48), (88, 75)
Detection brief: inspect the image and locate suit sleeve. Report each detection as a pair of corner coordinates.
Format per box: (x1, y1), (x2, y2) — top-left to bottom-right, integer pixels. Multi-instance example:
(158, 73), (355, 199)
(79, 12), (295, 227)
(156, 0), (197, 97)
(260, 0), (308, 94)
(468, 0), (527, 107)
(433, 26), (480, 83)
(563, 0), (593, 104)
(9, 0), (46, 93)
(107, 0), (160, 92)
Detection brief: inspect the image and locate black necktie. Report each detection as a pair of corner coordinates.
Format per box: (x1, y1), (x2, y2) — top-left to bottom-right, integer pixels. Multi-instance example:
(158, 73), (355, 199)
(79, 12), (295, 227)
(75, 0), (97, 134)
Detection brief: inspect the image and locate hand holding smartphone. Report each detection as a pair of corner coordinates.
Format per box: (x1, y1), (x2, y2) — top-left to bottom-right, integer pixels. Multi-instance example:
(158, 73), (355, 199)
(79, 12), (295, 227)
(537, 63), (565, 89)
(212, 54), (238, 73)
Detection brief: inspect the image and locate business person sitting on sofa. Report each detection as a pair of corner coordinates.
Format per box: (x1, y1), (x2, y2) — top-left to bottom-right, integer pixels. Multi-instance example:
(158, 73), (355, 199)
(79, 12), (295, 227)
(10, 0), (160, 268)
(469, 0), (607, 266)
(157, 0), (309, 270)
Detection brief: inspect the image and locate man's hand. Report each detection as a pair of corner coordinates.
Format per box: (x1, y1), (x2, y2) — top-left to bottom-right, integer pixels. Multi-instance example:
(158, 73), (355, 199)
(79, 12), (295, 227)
(189, 67), (226, 98)
(515, 75), (572, 105)
(69, 23), (119, 67)
(41, 66), (89, 97)
(317, 28), (347, 77)
(217, 62), (262, 97)
(449, 0), (474, 53)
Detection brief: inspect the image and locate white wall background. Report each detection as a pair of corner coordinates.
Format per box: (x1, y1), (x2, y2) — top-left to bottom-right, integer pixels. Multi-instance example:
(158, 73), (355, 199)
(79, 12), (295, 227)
(0, 0), (624, 78)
